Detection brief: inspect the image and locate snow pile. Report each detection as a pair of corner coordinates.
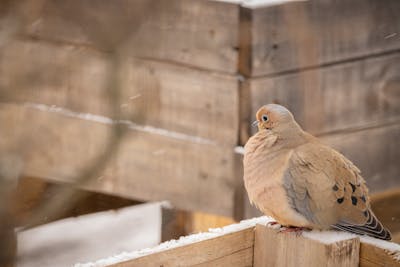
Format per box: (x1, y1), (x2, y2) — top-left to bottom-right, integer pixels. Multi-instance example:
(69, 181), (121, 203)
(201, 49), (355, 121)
(302, 230), (356, 244)
(74, 216), (273, 267)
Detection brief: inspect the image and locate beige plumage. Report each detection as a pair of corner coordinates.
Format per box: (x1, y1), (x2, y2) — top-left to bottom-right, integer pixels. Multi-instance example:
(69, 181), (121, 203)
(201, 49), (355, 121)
(243, 104), (391, 240)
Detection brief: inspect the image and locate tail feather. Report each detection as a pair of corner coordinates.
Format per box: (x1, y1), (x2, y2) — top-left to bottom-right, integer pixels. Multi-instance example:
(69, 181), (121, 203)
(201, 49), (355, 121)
(332, 210), (392, 241)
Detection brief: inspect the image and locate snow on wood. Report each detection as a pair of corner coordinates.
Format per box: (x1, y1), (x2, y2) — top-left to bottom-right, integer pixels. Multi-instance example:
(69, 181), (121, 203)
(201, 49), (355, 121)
(360, 236), (400, 261)
(216, 0), (307, 8)
(23, 102), (216, 145)
(302, 230), (356, 245)
(74, 216), (273, 267)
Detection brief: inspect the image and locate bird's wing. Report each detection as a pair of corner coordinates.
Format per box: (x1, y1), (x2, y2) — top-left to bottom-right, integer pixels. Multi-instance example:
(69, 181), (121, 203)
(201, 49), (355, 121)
(284, 142), (391, 240)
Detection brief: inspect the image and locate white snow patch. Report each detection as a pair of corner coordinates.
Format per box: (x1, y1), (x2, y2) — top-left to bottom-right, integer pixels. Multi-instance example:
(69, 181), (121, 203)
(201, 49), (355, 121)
(18, 202), (163, 267)
(74, 216), (273, 267)
(215, 0), (308, 9)
(304, 230), (400, 261)
(234, 146), (245, 155)
(302, 229), (356, 244)
(23, 102), (216, 145)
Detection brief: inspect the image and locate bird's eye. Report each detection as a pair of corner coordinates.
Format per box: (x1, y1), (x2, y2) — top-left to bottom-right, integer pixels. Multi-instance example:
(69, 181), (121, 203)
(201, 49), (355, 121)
(261, 114), (268, 122)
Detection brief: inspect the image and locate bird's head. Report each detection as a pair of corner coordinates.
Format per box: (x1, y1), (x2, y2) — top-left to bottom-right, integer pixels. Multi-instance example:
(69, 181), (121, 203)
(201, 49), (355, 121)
(253, 104), (299, 133)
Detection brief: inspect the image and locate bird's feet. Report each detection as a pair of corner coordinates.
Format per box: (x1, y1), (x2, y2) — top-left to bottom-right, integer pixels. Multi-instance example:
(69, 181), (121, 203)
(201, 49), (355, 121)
(279, 226), (309, 236)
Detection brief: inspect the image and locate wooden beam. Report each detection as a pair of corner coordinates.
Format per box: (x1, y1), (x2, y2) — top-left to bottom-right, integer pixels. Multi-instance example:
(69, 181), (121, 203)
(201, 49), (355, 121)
(254, 225), (360, 267)
(0, 39), (239, 145)
(360, 242), (400, 267)
(242, 53), (400, 140)
(370, 188), (400, 243)
(322, 123), (400, 193)
(161, 207), (189, 242)
(109, 228), (254, 267)
(11, 177), (139, 227)
(12, 0), (239, 73)
(0, 103), (239, 217)
(240, 0), (400, 76)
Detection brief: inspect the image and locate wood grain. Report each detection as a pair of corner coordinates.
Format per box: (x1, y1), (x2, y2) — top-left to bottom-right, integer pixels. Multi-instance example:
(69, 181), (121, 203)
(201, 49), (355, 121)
(322, 123), (400, 193)
(240, 0), (400, 76)
(19, 0), (239, 73)
(0, 103), (238, 216)
(371, 189), (400, 243)
(254, 225), (360, 267)
(243, 53), (400, 141)
(360, 242), (400, 267)
(0, 40), (239, 145)
(109, 228), (254, 267)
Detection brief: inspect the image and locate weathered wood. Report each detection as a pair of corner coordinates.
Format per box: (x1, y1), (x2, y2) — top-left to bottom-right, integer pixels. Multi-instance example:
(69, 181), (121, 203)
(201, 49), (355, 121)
(240, 0), (400, 76)
(109, 228), (254, 267)
(12, 177), (138, 227)
(242, 53), (400, 141)
(15, 0), (239, 73)
(0, 40), (239, 145)
(322, 123), (400, 193)
(254, 225), (360, 267)
(0, 103), (238, 217)
(371, 189), (400, 243)
(192, 247), (253, 267)
(360, 242), (400, 267)
(161, 207), (189, 242)
(187, 212), (236, 234)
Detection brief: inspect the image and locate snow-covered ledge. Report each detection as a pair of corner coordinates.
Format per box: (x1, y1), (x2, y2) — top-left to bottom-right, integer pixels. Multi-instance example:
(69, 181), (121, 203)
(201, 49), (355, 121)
(75, 216), (400, 267)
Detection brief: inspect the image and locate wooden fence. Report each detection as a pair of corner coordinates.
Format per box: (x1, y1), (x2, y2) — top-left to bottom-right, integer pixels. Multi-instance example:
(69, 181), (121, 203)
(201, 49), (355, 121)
(76, 217), (400, 267)
(0, 0), (399, 220)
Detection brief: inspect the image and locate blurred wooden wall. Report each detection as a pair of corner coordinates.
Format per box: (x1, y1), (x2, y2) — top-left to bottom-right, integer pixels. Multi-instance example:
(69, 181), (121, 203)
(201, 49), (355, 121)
(0, 0), (399, 222)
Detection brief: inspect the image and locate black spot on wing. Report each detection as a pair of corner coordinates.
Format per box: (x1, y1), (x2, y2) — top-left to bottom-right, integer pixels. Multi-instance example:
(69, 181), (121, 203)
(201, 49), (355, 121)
(332, 184), (339, 191)
(360, 195), (366, 203)
(349, 182), (356, 193)
(337, 197), (344, 204)
(351, 196), (357, 206)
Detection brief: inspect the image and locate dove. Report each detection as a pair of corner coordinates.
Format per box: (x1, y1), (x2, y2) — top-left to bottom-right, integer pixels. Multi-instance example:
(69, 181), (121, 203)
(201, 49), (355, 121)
(243, 104), (391, 240)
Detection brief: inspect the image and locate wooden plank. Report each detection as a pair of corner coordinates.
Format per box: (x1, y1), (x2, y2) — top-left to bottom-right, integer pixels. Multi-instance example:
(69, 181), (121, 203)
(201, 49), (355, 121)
(187, 212), (236, 234)
(192, 247), (253, 267)
(0, 103), (238, 216)
(322, 123), (400, 193)
(16, 0), (239, 73)
(161, 207), (189, 242)
(254, 225), (360, 267)
(0, 40), (239, 145)
(240, 0), (400, 76)
(11, 177), (138, 227)
(371, 189), (400, 244)
(242, 53), (400, 141)
(360, 242), (400, 267)
(109, 228), (254, 267)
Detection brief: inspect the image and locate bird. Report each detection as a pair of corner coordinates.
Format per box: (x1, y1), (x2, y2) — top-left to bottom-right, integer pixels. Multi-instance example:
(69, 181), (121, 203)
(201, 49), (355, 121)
(243, 104), (391, 240)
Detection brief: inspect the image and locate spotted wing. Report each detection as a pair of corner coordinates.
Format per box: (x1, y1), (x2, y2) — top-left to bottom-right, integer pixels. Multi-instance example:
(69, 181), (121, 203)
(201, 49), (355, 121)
(284, 142), (391, 240)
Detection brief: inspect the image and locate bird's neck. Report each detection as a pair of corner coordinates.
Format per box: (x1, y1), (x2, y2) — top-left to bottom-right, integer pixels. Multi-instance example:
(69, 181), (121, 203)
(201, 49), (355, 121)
(272, 122), (311, 148)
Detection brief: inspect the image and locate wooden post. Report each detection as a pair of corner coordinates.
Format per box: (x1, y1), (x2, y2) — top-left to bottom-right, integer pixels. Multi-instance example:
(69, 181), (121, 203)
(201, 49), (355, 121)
(253, 225), (360, 267)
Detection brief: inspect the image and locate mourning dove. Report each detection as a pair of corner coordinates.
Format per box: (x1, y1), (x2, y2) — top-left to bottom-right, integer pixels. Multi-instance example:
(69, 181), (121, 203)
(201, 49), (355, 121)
(243, 104), (391, 240)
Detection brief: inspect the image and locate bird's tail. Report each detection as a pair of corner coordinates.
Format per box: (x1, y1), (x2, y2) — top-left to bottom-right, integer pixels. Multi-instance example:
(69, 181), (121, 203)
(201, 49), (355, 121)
(332, 209), (392, 240)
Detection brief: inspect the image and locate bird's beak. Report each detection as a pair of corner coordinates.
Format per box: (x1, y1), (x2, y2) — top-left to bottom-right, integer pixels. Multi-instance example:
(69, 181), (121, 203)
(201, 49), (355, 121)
(252, 120), (259, 127)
